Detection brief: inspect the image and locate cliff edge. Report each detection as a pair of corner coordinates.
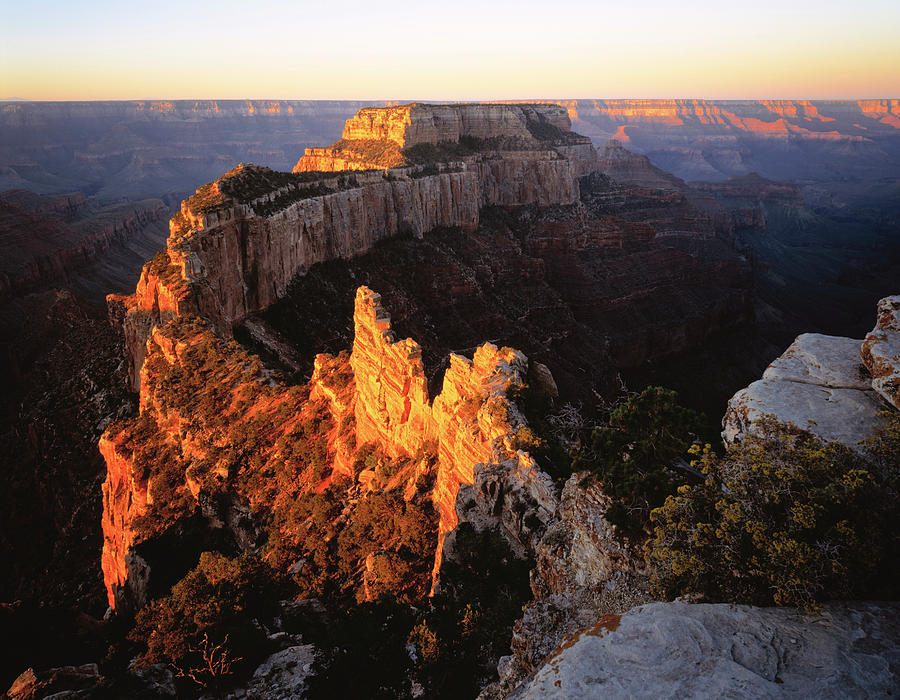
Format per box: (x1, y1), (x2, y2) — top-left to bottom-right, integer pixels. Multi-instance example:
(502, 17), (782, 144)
(723, 296), (900, 449)
(111, 103), (597, 391)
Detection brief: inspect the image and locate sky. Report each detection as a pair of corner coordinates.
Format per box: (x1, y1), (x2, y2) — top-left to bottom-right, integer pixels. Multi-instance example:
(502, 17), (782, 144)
(2, 0), (899, 101)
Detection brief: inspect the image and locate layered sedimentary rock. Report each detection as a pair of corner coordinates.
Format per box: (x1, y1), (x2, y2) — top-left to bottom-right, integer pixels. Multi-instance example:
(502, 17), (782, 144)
(516, 601), (900, 699)
(861, 295), (900, 409)
(350, 286), (550, 583)
(595, 139), (684, 190)
(723, 304), (897, 449)
(99, 431), (153, 611)
(100, 285), (544, 608)
(113, 165), (486, 388)
(339, 103), (572, 148)
(115, 105), (592, 391)
(0, 192), (169, 302)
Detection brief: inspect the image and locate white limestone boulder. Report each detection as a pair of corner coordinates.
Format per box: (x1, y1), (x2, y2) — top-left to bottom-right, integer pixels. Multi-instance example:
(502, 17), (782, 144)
(246, 644), (317, 700)
(516, 601), (900, 699)
(723, 333), (887, 450)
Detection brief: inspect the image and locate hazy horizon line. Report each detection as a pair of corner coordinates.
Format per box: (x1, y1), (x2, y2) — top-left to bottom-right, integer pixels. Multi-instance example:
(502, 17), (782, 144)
(3, 96), (898, 104)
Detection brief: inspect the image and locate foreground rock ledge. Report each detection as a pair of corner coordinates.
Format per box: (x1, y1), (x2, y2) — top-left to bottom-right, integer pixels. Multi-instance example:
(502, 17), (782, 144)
(515, 601), (900, 699)
(723, 332), (888, 449)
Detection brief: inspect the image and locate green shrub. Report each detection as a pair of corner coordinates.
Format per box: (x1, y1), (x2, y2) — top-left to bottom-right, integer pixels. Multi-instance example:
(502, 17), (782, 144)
(573, 386), (703, 531)
(649, 415), (900, 609)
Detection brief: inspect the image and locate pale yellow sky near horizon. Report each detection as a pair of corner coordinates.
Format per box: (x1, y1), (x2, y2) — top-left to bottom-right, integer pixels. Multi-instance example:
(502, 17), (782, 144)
(2, 0), (899, 101)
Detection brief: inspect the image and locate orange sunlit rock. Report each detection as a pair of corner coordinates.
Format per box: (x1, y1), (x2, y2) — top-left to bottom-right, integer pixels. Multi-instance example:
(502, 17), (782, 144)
(99, 103), (607, 608)
(859, 99), (900, 128)
(99, 284), (540, 607)
(99, 431), (152, 610)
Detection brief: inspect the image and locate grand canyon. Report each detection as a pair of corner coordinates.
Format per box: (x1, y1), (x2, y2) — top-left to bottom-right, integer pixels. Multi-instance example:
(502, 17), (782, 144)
(1, 99), (898, 698)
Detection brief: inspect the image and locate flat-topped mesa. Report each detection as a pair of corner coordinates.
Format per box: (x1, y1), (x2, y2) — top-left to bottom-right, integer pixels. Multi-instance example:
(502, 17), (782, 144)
(114, 104), (597, 392)
(294, 102), (596, 174)
(342, 103), (576, 148)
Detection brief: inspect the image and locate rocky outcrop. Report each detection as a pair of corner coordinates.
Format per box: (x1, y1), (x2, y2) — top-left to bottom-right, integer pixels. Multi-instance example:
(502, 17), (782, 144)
(245, 644), (317, 700)
(861, 295), (900, 409)
(723, 294), (900, 449)
(531, 475), (647, 600)
(100, 285), (545, 608)
(515, 601), (900, 699)
(99, 431), (153, 611)
(480, 474), (651, 697)
(295, 148), (393, 172)
(6, 663), (102, 700)
(596, 139), (684, 190)
(351, 287), (435, 456)
(350, 286), (554, 586)
(689, 172), (802, 207)
(113, 165), (486, 388)
(336, 103), (574, 149)
(117, 106), (589, 389)
(723, 332), (888, 449)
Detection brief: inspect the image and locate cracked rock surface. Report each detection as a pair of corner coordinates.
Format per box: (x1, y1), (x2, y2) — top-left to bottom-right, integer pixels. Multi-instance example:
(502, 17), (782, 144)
(723, 332), (888, 449)
(515, 601), (900, 699)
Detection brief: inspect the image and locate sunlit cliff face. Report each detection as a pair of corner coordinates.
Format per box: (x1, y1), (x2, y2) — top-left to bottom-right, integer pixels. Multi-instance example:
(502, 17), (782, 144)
(583, 99), (899, 133)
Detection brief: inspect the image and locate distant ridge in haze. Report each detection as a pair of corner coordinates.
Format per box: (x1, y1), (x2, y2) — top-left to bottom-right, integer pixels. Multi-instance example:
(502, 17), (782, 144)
(2, 99), (898, 201)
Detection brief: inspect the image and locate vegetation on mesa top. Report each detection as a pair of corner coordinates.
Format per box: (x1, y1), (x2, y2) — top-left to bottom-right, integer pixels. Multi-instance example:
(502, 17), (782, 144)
(325, 139), (408, 168)
(168, 164), (369, 233)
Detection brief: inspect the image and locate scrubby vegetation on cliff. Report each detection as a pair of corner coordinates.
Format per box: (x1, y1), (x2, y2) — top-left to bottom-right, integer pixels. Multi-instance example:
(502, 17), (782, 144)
(167, 164), (374, 234)
(129, 553), (280, 688)
(304, 523), (532, 699)
(649, 413), (900, 610)
(326, 138), (407, 168)
(573, 386), (704, 531)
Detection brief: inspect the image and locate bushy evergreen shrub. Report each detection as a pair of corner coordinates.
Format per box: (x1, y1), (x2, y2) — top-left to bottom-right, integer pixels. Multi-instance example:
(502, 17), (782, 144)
(573, 386), (703, 530)
(649, 414), (900, 609)
(129, 553), (279, 688)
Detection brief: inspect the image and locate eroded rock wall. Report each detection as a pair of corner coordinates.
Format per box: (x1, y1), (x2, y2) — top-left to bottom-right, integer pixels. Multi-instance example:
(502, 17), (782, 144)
(118, 152), (583, 391)
(349, 286), (552, 586)
(340, 103), (572, 147)
(100, 285), (546, 608)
